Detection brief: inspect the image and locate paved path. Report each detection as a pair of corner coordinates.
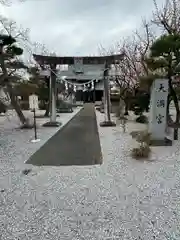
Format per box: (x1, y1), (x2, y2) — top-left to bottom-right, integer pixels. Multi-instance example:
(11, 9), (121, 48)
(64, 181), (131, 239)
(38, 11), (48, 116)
(26, 104), (102, 166)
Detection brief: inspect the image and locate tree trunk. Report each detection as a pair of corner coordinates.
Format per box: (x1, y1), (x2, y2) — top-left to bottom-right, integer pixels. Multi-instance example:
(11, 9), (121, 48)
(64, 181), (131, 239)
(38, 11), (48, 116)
(6, 83), (33, 128)
(166, 94), (172, 123)
(166, 94), (170, 122)
(6, 83), (26, 123)
(117, 97), (125, 118)
(0, 46), (8, 85)
(169, 79), (179, 140)
(169, 80), (180, 123)
(124, 98), (129, 115)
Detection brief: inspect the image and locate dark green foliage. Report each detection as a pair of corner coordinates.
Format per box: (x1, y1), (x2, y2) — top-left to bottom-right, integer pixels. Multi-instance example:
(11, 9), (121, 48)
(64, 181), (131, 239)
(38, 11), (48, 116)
(147, 34), (180, 124)
(6, 45), (23, 56)
(137, 93), (149, 112)
(136, 115), (148, 123)
(0, 35), (16, 46)
(11, 46), (23, 56)
(0, 34), (32, 126)
(141, 34), (180, 88)
(124, 111), (129, 116)
(145, 34), (180, 78)
(20, 101), (29, 110)
(57, 99), (73, 113)
(0, 102), (7, 113)
(139, 74), (160, 89)
(0, 34), (23, 59)
(28, 67), (50, 103)
(131, 145), (151, 159)
(38, 85), (49, 101)
(130, 131), (151, 160)
(44, 76), (50, 88)
(6, 61), (27, 69)
(132, 88), (150, 115)
(150, 34), (180, 58)
(145, 57), (168, 70)
(27, 66), (39, 75)
(134, 107), (143, 115)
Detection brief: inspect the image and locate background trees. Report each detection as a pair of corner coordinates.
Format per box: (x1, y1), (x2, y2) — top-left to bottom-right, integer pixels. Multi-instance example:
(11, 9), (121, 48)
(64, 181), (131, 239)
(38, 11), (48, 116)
(0, 9), (52, 123)
(103, 0), (180, 125)
(1, 0), (180, 126)
(0, 0), (26, 5)
(145, 34), (180, 121)
(0, 13), (34, 126)
(0, 34), (32, 125)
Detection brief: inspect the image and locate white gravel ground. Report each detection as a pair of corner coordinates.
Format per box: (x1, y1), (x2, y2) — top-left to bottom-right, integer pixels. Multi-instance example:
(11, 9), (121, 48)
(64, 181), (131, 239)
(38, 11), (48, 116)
(0, 109), (180, 239)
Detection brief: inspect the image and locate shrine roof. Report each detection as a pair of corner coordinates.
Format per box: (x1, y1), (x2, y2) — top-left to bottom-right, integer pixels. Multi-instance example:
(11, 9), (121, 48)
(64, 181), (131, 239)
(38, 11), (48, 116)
(33, 53), (124, 65)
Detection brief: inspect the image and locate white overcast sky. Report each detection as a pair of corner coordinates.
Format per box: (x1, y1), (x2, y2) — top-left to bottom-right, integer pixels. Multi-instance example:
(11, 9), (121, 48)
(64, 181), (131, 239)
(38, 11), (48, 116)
(0, 0), (165, 56)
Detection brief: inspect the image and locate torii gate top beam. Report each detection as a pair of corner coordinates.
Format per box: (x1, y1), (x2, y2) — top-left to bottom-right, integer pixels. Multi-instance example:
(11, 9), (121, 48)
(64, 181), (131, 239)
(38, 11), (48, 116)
(33, 54), (124, 66)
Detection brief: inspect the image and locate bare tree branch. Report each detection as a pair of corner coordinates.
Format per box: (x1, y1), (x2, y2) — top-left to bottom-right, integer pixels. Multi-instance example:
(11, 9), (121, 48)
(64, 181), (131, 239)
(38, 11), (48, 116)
(0, 0), (26, 6)
(152, 0), (180, 34)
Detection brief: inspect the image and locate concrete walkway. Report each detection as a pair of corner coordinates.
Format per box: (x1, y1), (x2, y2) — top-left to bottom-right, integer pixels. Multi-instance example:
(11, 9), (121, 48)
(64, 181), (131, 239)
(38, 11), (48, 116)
(26, 103), (102, 166)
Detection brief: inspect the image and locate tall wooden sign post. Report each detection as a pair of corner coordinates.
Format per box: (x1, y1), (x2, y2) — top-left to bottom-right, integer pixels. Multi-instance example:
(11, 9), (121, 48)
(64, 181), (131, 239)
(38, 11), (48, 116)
(29, 94), (40, 143)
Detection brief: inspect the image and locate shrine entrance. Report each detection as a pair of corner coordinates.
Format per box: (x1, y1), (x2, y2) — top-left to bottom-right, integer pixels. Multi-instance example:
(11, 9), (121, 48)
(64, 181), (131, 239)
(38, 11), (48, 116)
(83, 90), (94, 103)
(75, 90), (103, 102)
(33, 54), (124, 127)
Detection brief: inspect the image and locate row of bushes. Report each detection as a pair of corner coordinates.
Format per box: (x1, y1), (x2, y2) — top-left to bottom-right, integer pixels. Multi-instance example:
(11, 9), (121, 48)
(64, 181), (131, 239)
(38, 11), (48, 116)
(18, 101), (47, 110)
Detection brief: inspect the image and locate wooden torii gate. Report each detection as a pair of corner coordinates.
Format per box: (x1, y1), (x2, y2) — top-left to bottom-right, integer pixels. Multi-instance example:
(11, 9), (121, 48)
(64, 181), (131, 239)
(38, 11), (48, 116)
(33, 54), (124, 127)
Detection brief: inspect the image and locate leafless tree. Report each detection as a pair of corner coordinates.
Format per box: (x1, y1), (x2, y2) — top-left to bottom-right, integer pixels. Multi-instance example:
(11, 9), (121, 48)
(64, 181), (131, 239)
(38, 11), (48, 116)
(0, 0), (26, 5)
(152, 0), (180, 34)
(105, 20), (155, 116)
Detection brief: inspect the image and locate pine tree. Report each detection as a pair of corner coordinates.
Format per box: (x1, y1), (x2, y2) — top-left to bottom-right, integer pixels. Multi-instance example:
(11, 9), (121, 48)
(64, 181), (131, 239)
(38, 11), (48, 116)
(0, 34), (33, 127)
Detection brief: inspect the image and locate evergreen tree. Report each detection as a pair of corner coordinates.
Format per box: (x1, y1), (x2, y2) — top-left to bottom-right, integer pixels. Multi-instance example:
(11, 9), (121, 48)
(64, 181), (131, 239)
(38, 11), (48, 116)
(142, 34), (180, 123)
(0, 34), (32, 127)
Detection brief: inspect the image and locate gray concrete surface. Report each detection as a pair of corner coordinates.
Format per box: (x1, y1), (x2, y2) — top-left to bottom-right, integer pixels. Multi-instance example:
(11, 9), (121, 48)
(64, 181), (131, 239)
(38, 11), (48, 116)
(26, 103), (102, 166)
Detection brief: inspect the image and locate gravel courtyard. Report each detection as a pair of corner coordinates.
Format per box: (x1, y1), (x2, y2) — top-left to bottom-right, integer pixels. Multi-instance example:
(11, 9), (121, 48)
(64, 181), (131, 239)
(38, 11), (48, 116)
(0, 108), (180, 239)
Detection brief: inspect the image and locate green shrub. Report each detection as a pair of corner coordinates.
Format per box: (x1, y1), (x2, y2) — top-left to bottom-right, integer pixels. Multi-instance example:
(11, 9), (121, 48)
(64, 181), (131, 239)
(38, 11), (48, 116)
(134, 107), (143, 115)
(130, 130), (151, 160)
(135, 115), (148, 123)
(0, 102), (7, 113)
(131, 145), (151, 159)
(130, 130), (150, 144)
(20, 101), (29, 110)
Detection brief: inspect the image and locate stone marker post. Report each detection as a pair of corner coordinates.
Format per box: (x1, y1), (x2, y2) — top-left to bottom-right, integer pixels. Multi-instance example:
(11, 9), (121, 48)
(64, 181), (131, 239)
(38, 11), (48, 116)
(149, 78), (172, 145)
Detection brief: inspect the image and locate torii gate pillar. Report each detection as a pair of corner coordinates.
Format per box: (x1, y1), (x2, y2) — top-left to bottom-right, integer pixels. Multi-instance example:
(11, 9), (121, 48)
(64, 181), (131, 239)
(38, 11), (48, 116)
(100, 61), (116, 127)
(43, 64), (61, 127)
